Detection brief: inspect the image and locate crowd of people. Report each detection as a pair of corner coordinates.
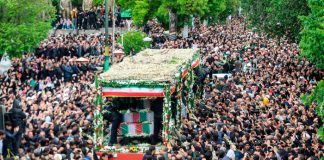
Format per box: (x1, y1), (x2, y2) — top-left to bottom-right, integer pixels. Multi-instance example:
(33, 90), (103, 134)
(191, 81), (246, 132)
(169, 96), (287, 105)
(144, 18), (323, 160)
(0, 33), (110, 159)
(0, 16), (323, 160)
(54, 6), (123, 30)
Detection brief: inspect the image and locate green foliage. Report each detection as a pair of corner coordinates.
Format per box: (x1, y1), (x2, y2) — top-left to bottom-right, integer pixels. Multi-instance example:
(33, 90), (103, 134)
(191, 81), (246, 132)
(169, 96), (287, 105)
(132, 0), (150, 26)
(177, 0), (209, 16)
(205, 0), (226, 22)
(93, 0), (104, 6)
(218, 0), (240, 21)
(72, 0), (83, 7)
(242, 0), (310, 42)
(118, 0), (162, 26)
(51, 0), (60, 14)
(117, 0), (136, 9)
(299, 0), (324, 69)
(117, 0), (227, 31)
(0, 0), (55, 57)
(301, 80), (324, 142)
(170, 56), (180, 64)
(242, 0), (267, 26)
(154, 4), (169, 28)
(268, 0), (309, 42)
(117, 31), (150, 55)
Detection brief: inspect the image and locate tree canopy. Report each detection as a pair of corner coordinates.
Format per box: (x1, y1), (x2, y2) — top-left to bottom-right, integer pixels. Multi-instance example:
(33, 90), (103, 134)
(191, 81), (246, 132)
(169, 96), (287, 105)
(93, 0), (104, 6)
(0, 0), (55, 57)
(117, 0), (227, 31)
(301, 80), (324, 142)
(299, 0), (324, 69)
(242, 0), (310, 42)
(117, 31), (150, 55)
(218, 0), (240, 21)
(71, 0), (83, 7)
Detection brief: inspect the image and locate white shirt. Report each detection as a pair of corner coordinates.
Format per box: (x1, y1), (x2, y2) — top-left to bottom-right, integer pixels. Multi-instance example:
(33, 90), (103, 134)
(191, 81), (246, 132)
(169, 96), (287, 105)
(0, 139), (3, 155)
(226, 149), (235, 160)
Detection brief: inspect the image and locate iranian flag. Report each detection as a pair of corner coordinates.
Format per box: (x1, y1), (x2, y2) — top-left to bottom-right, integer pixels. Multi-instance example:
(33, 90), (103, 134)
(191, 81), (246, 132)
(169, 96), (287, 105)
(139, 111), (154, 122)
(120, 123), (153, 136)
(102, 87), (164, 97)
(123, 111), (154, 123)
(191, 59), (200, 69)
(182, 69), (189, 78)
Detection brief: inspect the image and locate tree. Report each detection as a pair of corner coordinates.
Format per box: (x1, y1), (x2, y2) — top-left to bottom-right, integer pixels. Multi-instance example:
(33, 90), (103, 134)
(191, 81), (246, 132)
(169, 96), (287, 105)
(0, 0), (55, 57)
(117, 31), (150, 55)
(206, 0), (226, 23)
(132, 0), (150, 26)
(154, 3), (170, 29)
(51, 0), (61, 14)
(301, 80), (324, 142)
(93, 0), (104, 6)
(218, 0), (240, 21)
(117, 0), (226, 32)
(300, 0), (324, 143)
(242, 0), (310, 42)
(242, 0), (268, 27)
(267, 0), (309, 42)
(299, 0), (324, 69)
(72, 0), (83, 7)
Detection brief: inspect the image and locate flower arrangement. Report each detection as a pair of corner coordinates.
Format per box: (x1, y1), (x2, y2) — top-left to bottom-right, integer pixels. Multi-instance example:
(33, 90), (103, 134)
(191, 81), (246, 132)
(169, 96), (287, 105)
(121, 147), (129, 153)
(103, 146), (116, 152)
(97, 144), (161, 154)
(100, 49), (199, 82)
(129, 146), (140, 153)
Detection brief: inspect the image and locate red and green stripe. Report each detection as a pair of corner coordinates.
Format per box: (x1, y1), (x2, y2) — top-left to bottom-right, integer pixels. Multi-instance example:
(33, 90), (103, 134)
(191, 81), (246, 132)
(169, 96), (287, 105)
(120, 123), (153, 136)
(191, 59), (200, 69)
(123, 112), (154, 123)
(102, 87), (164, 97)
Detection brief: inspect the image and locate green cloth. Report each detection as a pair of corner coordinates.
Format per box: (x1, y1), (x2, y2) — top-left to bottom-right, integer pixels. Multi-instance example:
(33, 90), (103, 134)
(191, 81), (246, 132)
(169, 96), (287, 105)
(30, 79), (36, 88)
(142, 123), (151, 134)
(121, 124), (128, 135)
(139, 111), (147, 122)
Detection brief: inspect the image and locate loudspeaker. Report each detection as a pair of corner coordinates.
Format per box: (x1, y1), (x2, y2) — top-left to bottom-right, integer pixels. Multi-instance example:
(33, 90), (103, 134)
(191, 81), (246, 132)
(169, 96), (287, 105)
(0, 105), (4, 130)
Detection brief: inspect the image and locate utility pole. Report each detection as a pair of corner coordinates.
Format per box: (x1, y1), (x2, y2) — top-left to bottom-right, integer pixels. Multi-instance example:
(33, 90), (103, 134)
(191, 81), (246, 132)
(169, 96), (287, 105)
(112, 0), (116, 63)
(104, 0), (110, 72)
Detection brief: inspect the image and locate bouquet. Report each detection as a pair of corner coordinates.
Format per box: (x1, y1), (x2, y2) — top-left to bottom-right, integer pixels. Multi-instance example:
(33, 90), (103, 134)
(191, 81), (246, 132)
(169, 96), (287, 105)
(129, 146), (140, 153)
